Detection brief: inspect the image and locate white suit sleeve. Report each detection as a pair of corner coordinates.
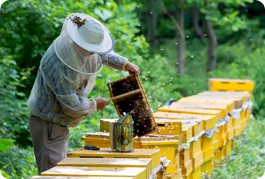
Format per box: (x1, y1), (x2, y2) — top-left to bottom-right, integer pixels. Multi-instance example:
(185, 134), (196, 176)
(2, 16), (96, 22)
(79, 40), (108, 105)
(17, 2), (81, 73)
(100, 51), (128, 71)
(53, 78), (97, 118)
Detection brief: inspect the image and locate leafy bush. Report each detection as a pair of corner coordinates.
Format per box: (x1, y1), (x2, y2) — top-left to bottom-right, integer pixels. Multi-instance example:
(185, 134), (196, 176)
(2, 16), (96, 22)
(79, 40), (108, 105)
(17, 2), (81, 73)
(0, 146), (38, 179)
(0, 56), (32, 146)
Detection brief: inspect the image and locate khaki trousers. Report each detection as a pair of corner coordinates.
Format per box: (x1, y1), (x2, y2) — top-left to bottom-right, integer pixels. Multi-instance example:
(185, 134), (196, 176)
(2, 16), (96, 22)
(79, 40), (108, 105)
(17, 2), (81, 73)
(29, 114), (69, 175)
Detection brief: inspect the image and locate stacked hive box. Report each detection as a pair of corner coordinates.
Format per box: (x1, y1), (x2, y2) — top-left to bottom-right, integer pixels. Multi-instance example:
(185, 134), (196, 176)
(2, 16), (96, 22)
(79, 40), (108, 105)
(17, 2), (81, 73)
(31, 78), (254, 179)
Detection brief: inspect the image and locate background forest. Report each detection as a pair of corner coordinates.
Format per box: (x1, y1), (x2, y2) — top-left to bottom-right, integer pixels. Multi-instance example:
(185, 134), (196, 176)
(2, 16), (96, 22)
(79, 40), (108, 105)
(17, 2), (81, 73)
(1, 0), (265, 178)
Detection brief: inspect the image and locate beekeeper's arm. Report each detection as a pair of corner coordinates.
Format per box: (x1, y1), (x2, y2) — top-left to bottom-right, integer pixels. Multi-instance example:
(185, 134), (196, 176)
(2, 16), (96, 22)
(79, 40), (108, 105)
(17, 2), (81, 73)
(100, 51), (140, 74)
(53, 79), (109, 118)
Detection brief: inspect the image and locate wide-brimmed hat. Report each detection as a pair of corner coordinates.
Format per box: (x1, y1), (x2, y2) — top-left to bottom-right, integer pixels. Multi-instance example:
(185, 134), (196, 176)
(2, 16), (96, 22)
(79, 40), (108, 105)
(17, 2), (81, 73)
(65, 13), (114, 54)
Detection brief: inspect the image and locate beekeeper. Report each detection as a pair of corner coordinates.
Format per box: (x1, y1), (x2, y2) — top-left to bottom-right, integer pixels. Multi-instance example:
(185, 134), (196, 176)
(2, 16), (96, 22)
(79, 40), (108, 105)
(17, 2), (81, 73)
(27, 13), (140, 174)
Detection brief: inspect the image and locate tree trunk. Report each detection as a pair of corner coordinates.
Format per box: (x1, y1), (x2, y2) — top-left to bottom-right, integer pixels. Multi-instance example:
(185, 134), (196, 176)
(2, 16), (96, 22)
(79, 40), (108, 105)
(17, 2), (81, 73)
(203, 14), (217, 71)
(176, 0), (185, 76)
(192, 6), (205, 41)
(146, 0), (157, 49)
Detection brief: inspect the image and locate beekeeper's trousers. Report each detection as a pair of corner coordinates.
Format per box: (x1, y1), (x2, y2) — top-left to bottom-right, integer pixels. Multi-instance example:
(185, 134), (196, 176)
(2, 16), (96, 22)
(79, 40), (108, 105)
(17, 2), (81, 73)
(29, 113), (69, 175)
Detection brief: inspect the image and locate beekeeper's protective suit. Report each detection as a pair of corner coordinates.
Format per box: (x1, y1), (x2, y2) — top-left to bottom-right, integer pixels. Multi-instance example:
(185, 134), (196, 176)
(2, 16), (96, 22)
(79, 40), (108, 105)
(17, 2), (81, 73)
(27, 13), (139, 174)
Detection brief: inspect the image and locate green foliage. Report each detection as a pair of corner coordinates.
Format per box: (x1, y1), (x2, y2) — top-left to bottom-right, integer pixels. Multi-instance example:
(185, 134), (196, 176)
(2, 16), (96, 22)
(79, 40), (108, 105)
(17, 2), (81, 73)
(0, 56), (32, 146)
(0, 139), (14, 152)
(0, 146), (38, 179)
(210, 118), (265, 179)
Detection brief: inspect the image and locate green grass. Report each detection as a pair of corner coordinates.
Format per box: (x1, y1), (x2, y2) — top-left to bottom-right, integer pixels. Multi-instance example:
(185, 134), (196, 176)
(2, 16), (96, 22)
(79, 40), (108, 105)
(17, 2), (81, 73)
(209, 117), (265, 179)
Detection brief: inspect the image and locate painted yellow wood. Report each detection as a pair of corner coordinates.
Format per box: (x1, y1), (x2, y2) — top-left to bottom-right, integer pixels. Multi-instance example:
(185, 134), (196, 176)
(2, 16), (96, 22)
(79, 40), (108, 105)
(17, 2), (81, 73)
(188, 95), (243, 109)
(201, 134), (212, 152)
(209, 88), (253, 99)
(32, 177), (135, 179)
(192, 150), (204, 169)
(153, 112), (217, 131)
(190, 166), (202, 179)
(202, 91), (250, 100)
(141, 140), (178, 175)
(203, 147), (214, 161)
(217, 125), (227, 148)
(155, 119), (203, 138)
(201, 156), (214, 176)
(212, 140), (219, 151)
(197, 93), (248, 105)
(41, 166), (146, 179)
(182, 125), (193, 143)
(189, 137), (201, 158)
(165, 168), (182, 179)
(226, 127), (234, 140)
(180, 149), (190, 167)
(81, 136), (142, 149)
(234, 125), (242, 137)
(57, 158), (152, 179)
(171, 102), (228, 119)
(181, 159), (193, 177)
(177, 97), (235, 113)
(100, 119), (118, 132)
(175, 152), (180, 169)
(158, 106), (222, 123)
(153, 119), (182, 135)
(208, 78), (254, 91)
(67, 148), (161, 170)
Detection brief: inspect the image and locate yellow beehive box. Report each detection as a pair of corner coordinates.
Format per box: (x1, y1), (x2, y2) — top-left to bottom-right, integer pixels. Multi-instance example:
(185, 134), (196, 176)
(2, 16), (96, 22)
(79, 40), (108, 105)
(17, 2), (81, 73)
(155, 119), (203, 137)
(190, 165), (202, 179)
(213, 140), (219, 151)
(190, 137), (202, 158)
(201, 91), (251, 101)
(182, 124), (193, 143)
(199, 91), (249, 102)
(226, 127), (234, 140)
(201, 155), (214, 176)
(209, 88), (253, 99)
(81, 134), (142, 149)
(57, 158), (152, 179)
(218, 125), (227, 148)
(153, 119), (182, 135)
(226, 117), (233, 131)
(180, 149), (190, 167)
(171, 102), (228, 118)
(177, 97), (235, 113)
(41, 166), (146, 178)
(208, 78), (254, 91)
(196, 93), (247, 107)
(158, 106), (222, 123)
(67, 148), (161, 170)
(212, 131), (219, 151)
(192, 150), (204, 169)
(201, 135), (212, 152)
(149, 134), (183, 147)
(186, 95), (242, 110)
(203, 147), (214, 160)
(100, 119), (118, 132)
(166, 168), (182, 179)
(154, 112), (217, 131)
(182, 159), (193, 177)
(141, 140), (179, 175)
(234, 125), (242, 137)
(232, 118), (241, 128)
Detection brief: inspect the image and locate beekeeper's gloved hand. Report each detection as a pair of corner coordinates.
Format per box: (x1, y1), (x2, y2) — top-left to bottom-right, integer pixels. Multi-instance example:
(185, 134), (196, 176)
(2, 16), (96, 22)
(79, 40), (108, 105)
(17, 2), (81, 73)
(125, 62), (140, 75)
(95, 97), (110, 110)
